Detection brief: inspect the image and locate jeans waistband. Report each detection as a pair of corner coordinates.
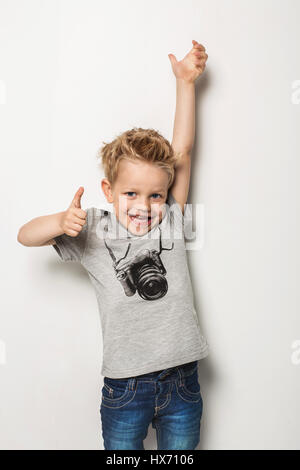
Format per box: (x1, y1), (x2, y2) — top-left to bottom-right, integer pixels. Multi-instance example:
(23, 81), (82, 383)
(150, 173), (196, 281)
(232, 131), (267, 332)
(126, 360), (198, 383)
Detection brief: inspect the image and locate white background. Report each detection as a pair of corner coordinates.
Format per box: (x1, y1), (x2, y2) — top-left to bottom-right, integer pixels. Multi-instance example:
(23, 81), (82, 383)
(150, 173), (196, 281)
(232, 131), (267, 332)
(1, 0), (299, 449)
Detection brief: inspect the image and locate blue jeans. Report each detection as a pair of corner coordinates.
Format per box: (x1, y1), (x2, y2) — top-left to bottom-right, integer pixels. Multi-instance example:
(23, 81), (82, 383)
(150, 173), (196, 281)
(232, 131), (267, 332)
(100, 360), (203, 450)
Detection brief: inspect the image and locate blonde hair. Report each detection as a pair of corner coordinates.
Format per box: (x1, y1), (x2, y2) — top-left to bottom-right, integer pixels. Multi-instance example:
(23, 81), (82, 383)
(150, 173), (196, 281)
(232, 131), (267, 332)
(96, 127), (180, 189)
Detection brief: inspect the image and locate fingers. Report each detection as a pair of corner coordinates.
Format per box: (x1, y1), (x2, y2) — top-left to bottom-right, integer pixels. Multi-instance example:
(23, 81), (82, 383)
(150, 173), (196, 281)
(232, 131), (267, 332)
(194, 55), (208, 67)
(62, 189), (87, 236)
(194, 51), (208, 58)
(65, 218), (86, 237)
(192, 40), (206, 51)
(70, 222), (85, 232)
(63, 208), (87, 237)
(72, 213), (87, 226)
(195, 58), (207, 67)
(66, 209), (87, 227)
(191, 41), (208, 66)
(66, 227), (82, 237)
(70, 208), (87, 220)
(191, 41), (208, 70)
(70, 186), (84, 209)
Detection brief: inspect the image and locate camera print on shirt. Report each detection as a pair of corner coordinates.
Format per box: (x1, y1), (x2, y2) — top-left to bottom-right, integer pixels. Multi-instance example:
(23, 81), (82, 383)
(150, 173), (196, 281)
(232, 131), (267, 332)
(104, 226), (174, 301)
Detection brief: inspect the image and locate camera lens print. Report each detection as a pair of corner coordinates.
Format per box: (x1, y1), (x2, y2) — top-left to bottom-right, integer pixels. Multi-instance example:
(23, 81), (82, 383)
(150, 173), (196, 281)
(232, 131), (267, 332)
(104, 226), (174, 301)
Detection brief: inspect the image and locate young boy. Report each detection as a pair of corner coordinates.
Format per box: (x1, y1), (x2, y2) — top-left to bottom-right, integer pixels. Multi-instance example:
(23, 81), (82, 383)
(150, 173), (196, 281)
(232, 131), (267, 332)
(17, 40), (209, 450)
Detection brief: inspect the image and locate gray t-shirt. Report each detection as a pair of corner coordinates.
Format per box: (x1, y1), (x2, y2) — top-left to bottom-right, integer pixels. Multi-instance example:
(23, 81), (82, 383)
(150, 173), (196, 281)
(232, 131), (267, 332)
(53, 192), (209, 378)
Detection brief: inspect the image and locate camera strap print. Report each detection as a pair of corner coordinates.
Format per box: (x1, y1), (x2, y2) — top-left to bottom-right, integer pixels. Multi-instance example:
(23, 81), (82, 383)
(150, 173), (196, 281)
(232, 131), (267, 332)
(53, 192), (209, 378)
(103, 224), (174, 300)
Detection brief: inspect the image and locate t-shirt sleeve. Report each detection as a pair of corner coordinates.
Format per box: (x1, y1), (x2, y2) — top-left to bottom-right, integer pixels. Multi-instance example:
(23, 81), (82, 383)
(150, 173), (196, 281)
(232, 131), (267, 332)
(52, 208), (90, 262)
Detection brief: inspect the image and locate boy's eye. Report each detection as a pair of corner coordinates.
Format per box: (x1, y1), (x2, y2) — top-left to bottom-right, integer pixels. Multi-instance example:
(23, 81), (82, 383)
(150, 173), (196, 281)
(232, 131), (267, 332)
(124, 192), (162, 199)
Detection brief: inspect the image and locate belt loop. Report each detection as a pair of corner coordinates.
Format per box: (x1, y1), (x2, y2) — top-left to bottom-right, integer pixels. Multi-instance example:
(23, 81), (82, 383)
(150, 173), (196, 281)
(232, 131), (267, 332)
(177, 366), (184, 387)
(129, 378), (136, 391)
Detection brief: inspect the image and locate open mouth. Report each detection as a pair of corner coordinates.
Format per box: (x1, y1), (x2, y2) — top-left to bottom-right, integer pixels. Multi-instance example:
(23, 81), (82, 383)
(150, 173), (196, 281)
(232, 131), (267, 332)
(128, 214), (153, 227)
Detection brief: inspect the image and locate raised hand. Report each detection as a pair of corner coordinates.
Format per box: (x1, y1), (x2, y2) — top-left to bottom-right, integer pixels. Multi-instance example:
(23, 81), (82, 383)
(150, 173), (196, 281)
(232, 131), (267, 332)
(168, 40), (208, 83)
(60, 186), (87, 237)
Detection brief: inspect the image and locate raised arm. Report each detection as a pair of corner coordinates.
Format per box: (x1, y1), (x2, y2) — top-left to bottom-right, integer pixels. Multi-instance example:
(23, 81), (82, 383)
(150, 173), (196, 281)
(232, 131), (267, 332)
(168, 40), (208, 213)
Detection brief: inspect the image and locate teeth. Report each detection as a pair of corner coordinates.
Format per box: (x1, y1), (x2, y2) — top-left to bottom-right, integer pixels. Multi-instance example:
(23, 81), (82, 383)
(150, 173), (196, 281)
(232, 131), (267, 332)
(129, 214), (152, 226)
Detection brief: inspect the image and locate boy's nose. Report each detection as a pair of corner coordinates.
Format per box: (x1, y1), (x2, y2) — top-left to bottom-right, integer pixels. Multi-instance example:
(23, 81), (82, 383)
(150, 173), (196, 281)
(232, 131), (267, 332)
(135, 199), (152, 214)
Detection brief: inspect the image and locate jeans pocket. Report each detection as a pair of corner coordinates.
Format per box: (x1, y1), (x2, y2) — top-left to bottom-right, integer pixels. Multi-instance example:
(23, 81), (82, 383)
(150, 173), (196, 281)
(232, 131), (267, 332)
(176, 368), (202, 403)
(101, 377), (136, 408)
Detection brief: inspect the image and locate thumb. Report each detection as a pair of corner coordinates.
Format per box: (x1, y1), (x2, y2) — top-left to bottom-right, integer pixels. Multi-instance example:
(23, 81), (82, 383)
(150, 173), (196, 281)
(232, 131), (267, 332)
(70, 186), (84, 209)
(168, 53), (178, 67)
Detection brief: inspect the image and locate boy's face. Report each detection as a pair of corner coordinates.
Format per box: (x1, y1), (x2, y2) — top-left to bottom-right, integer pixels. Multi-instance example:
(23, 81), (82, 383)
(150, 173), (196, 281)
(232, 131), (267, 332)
(101, 159), (169, 236)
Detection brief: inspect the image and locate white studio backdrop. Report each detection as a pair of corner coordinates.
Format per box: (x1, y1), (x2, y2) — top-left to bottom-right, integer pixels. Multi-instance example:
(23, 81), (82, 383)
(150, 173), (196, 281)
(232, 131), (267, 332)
(1, 0), (299, 450)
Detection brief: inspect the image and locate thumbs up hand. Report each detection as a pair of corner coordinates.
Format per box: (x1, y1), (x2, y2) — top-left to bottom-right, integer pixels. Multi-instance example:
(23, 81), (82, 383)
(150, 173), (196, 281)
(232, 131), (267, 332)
(60, 187), (87, 237)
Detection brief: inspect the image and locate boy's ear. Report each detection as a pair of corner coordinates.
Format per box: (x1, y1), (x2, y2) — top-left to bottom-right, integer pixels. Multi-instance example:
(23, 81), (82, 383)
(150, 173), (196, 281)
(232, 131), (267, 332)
(101, 178), (114, 203)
